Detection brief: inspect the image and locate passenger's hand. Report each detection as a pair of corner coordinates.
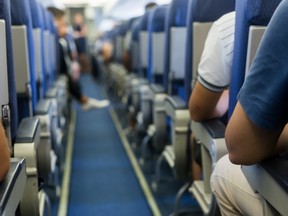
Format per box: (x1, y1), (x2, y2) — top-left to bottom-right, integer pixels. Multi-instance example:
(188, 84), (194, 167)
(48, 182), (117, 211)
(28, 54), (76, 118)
(0, 124), (10, 181)
(71, 61), (81, 81)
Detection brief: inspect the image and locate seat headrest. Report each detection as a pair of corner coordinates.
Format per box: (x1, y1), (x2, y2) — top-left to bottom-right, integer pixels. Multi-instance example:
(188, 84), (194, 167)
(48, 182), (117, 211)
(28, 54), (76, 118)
(149, 5), (167, 32)
(118, 22), (130, 37)
(28, 0), (42, 29)
(189, 0), (235, 23)
(131, 18), (141, 41)
(10, 0), (31, 26)
(41, 6), (50, 31)
(168, 0), (189, 27)
(140, 10), (152, 31)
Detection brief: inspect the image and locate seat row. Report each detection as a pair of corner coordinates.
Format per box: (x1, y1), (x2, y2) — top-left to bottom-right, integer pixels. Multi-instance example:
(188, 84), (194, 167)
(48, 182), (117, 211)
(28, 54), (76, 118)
(0, 0), (70, 215)
(98, 0), (288, 215)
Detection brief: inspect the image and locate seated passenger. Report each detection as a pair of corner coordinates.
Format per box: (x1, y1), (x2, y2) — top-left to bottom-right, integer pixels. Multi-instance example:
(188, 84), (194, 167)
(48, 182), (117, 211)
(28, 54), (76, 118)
(210, 1), (288, 215)
(48, 7), (110, 111)
(0, 123), (10, 181)
(189, 12), (235, 179)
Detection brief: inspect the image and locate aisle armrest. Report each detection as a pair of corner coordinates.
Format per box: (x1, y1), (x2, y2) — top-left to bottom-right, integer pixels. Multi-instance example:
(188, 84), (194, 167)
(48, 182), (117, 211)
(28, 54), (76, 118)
(15, 117), (40, 144)
(191, 119), (227, 165)
(14, 117), (41, 216)
(45, 86), (58, 99)
(165, 95), (187, 110)
(164, 95), (188, 122)
(242, 156), (288, 216)
(150, 84), (164, 94)
(0, 158), (26, 216)
(35, 99), (51, 116)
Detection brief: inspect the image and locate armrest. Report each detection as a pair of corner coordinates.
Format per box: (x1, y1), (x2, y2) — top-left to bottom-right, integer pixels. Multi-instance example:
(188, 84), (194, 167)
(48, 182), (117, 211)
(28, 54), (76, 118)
(191, 119), (227, 164)
(260, 156), (288, 191)
(15, 117), (40, 143)
(165, 95), (187, 110)
(35, 99), (51, 115)
(201, 120), (226, 139)
(45, 86), (58, 99)
(0, 158), (26, 215)
(150, 84), (164, 94)
(242, 156), (288, 215)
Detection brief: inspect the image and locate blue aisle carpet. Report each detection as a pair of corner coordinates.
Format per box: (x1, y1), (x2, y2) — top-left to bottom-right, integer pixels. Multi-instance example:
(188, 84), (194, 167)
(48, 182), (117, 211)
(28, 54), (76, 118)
(68, 74), (152, 216)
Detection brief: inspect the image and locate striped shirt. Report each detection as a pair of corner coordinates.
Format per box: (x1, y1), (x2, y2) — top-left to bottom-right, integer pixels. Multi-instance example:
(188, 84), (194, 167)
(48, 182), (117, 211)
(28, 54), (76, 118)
(198, 11), (235, 92)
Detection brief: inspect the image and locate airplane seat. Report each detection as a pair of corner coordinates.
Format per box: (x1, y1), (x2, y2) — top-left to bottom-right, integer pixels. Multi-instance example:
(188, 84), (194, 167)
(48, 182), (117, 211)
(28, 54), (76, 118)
(137, 6), (168, 166)
(117, 17), (139, 103)
(123, 18), (140, 100)
(153, 0), (190, 188)
(128, 18), (147, 119)
(148, 6), (168, 152)
(153, 0), (235, 214)
(137, 10), (155, 131)
(10, 0), (37, 121)
(191, 0), (280, 215)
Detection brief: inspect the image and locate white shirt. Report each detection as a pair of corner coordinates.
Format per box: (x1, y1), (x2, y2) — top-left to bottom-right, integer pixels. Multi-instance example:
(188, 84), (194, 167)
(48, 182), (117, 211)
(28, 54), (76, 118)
(197, 12), (235, 92)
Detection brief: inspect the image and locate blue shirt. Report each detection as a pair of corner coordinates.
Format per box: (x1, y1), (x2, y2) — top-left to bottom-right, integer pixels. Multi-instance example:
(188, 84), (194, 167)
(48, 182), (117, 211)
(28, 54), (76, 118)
(238, 0), (288, 131)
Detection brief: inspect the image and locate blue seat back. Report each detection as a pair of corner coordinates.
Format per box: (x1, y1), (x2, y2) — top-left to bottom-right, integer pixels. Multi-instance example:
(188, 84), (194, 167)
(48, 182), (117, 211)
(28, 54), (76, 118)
(0, 0), (18, 141)
(37, 4), (48, 94)
(139, 11), (152, 78)
(130, 18), (142, 74)
(163, 0), (189, 97)
(115, 21), (130, 63)
(41, 6), (53, 88)
(47, 12), (56, 83)
(147, 5), (167, 84)
(184, 0), (235, 104)
(10, 0), (37, 120)
(229, 0), (282, 118)
(28, 0), (46, 99)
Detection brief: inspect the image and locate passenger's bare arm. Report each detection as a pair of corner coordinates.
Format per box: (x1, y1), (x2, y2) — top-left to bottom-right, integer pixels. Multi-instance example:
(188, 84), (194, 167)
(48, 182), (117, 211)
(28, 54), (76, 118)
(189, 81), (229, 122)
(225, 102), (287, 165)
(0, 123), (10, 181)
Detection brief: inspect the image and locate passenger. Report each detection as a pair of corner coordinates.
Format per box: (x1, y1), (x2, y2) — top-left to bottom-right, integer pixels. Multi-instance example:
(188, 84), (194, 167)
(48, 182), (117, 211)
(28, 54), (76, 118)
(73, 13), (87, 55)
(73, 13), (91, 73)
(189, 12), (235, 179)
(0, 123), (10, 181)
(48, 7), (110, 111)
(210, 0), (288, 215)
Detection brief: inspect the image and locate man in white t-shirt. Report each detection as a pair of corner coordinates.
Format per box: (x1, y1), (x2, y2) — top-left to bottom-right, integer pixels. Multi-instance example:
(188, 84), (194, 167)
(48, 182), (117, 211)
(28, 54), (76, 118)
(188, 12), (235, 180)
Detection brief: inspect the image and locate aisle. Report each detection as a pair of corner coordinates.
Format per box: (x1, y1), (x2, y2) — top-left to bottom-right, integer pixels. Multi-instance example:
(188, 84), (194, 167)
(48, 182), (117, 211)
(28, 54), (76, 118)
(67, 74), (152, 215)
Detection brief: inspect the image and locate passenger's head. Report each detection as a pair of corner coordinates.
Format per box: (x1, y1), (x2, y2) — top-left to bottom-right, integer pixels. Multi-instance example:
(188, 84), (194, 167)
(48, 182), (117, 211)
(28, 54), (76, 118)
(48, 7), (68, 38)
(74, 13), (84, 25)
(145, 2), (157, 11)
(101, 41), (113, 64)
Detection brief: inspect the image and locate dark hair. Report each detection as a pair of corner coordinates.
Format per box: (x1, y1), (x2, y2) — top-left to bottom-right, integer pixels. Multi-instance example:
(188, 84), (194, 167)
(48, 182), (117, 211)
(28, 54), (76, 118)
(145, 2), (157, 11)
(47, 7), (65, 19)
